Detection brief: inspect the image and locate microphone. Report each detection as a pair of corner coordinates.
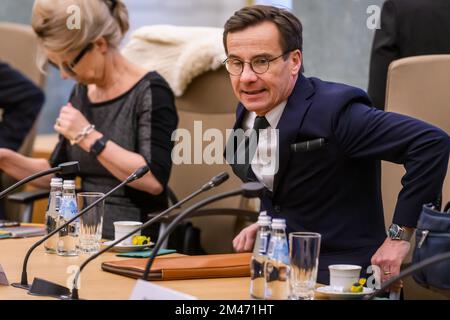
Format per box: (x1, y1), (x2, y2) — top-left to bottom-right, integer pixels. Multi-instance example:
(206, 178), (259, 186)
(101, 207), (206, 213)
(11, 165), (149, 296)
(141, 182), (265, 281)
(366, 251), (450, 300)
(68, 172), (229, 299)
(201, 172), (229, 191)
(0, 161), (80, 199)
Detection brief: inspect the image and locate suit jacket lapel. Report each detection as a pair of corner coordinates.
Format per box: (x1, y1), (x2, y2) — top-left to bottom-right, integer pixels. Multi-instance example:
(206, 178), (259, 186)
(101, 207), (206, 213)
(224, 104), (249, 182)
(272, 75), (315, 194)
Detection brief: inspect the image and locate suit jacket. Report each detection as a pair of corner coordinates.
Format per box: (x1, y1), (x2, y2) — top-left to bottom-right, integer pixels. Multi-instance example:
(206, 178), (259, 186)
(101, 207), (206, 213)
(0, 61), (44, 151)
(225, 75), (449, 282)
(368, 0), (450, 110)
(0, 61), (44, 220)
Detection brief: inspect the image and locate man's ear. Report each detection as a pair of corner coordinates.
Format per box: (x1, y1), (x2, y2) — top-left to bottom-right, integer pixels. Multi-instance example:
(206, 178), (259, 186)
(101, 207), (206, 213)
(94, 37), (109, 54)
(290, 49), (302, 76)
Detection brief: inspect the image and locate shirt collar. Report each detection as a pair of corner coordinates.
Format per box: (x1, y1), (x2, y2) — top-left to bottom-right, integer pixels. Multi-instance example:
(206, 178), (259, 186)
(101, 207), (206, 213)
(263, 100), (287, 128)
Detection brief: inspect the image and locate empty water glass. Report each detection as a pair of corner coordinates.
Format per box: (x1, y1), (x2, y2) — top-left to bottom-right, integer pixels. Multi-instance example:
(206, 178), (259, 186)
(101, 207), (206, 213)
(77, 192), (104, 254)
(289, 232), (321, 300)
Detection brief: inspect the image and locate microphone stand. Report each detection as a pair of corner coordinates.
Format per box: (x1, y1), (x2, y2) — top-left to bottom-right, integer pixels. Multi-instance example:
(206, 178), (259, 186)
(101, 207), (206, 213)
(366, 251), (450, 300)
(141, 182), (264, 281)
(11, 166), (148, 297)
(68, 172), (229, 299)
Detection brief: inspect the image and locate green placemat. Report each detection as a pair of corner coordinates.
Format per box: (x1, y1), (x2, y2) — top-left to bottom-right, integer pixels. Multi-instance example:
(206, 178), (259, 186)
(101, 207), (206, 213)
(116, 248), (176, 258)
(0, 234), (11, 239)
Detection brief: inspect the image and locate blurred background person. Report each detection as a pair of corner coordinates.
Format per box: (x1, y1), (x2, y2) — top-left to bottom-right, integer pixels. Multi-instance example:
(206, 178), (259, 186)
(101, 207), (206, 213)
(368, 0), (450, 110)
(0, 61), (44, 219)
(0, 0), (178, 239)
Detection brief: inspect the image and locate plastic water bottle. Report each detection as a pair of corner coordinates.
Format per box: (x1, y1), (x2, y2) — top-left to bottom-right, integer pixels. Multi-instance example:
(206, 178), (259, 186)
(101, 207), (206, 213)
(44, 178), (63, 253)
(57, 180), (79, 256)
(264, 218), (290, 300)
(250, 211), (272, 299)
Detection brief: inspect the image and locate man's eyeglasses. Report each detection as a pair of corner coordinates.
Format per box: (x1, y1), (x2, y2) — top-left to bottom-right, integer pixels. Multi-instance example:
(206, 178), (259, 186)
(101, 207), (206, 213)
(223, 52), (289, 76)
(48, 43), (94, 76)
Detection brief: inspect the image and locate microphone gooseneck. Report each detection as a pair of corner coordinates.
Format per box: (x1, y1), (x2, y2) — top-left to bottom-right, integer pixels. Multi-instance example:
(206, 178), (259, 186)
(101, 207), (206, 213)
(10, 165), (145, 293)
(71, 171), (230, 299)
(141, 182), (265, 281)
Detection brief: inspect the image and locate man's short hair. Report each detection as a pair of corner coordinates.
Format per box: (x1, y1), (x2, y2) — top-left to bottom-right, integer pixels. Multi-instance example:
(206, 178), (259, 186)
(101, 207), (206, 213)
(223, 5), (303, 56)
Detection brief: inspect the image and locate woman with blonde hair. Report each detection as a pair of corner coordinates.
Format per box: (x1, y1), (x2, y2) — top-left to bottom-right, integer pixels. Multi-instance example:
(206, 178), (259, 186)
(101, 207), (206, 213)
(0, 0), (178, 239)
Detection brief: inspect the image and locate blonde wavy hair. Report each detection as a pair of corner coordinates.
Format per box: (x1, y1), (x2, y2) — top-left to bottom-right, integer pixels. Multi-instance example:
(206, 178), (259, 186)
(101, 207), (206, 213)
(31, 0), (129, 69)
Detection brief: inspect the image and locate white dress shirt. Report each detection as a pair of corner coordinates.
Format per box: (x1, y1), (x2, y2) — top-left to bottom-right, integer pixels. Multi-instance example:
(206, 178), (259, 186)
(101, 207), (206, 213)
(242, 101), (287, 191)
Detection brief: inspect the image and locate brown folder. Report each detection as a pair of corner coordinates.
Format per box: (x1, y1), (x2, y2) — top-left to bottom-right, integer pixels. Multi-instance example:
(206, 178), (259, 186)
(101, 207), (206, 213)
(101, 253), (252, 281)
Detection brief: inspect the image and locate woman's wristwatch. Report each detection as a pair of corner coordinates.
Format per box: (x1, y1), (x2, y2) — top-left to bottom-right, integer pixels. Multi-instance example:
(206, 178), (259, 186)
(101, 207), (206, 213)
(90, 136), (109, 157)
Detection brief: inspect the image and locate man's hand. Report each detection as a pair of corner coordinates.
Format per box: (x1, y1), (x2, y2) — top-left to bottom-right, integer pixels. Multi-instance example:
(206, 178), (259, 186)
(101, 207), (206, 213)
(371, 237), (411, 292)
(233, 222), (259, 252)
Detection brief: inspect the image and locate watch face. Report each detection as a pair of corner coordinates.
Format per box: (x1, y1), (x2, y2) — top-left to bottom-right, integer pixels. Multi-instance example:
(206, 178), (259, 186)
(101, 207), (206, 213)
(90, 137), (107, 156)
(389, 224), (400, 238)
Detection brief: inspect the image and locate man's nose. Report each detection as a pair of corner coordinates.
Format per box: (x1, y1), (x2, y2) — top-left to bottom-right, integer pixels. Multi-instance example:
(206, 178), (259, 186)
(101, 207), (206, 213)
(240, 63), (258, 82)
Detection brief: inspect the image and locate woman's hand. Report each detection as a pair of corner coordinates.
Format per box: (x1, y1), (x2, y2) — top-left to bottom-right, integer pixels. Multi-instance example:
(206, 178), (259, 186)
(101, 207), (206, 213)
(54, 103), (91, 141)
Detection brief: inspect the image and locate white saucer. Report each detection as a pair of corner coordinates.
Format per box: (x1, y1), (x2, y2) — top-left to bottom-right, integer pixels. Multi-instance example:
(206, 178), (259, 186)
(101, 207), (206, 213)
(315, 286), (374, 300)
(101, 240), (154, 253)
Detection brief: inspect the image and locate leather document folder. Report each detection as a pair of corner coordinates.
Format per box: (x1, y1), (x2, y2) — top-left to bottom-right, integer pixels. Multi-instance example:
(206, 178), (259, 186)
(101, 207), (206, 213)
(101, 252), (252, 281)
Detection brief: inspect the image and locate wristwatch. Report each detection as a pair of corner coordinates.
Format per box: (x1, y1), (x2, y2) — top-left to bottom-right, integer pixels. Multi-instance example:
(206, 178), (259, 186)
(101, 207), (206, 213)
(90, 136), (108, 157)
(388, 224), (413, 241)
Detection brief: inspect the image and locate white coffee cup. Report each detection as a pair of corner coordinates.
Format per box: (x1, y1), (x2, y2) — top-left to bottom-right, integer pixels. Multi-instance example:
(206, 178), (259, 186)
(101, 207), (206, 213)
(113, 221), (143, 245)
(328, 264), (362, 292)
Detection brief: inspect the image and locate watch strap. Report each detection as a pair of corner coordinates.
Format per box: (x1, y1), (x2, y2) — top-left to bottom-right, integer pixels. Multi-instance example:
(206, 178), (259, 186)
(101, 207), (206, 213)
(90, 136), (108, 157)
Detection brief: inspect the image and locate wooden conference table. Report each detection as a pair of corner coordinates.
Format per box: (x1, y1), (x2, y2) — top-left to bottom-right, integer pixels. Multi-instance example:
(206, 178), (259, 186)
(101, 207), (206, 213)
(0, 237), (263, 300)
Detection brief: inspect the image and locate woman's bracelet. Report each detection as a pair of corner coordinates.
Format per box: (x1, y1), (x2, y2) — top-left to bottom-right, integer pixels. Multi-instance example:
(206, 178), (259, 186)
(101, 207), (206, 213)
(70, 124), (96, 145)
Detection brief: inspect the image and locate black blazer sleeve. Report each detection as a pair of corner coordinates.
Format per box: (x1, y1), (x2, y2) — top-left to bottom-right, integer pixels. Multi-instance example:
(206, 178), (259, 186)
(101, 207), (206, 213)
(367, 0), (400, 111)
(333, 102), (450, 227)
(0, 61), (44, 151)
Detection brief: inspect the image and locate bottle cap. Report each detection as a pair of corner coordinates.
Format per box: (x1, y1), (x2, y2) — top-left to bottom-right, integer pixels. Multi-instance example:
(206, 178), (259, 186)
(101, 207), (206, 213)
(257, 211), (271, 226)
(50, 177), (63, 187)
(63, 180), (76, 189)
(271, 218), (286, 230)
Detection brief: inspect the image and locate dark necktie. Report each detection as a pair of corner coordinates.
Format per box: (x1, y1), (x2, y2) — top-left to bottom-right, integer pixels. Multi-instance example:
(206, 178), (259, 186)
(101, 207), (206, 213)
(252, 116), (271, 142)
(234, 116), (270, 181)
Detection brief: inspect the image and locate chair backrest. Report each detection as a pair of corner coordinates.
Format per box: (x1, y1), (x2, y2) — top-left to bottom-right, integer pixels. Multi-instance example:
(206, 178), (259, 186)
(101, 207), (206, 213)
(0, 22), (45, 221)
(0, 22), (44, 87)
(169, 67), (257, 253)
(383, 55), (450, 228)
(383, 55), (450, 299)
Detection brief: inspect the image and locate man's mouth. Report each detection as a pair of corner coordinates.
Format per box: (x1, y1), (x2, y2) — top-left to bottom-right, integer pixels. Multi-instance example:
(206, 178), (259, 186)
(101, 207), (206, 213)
(241, 89), (266, 95)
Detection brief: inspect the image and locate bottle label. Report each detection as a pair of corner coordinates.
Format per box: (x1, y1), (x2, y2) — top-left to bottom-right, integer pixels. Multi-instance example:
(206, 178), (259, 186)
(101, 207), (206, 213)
(55, 195), (62, 212)
(61, 198), (78, 220)
(267, 237), (289, 265)
(258, 235), (268, 254)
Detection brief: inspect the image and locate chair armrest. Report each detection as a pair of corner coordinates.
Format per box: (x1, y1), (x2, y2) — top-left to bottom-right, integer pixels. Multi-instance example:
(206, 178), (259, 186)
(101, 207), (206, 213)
(7, 189), (50, 204)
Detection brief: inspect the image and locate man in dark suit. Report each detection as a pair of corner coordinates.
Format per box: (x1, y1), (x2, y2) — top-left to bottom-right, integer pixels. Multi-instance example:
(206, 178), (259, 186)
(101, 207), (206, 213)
(0, 61), (44, 151)
(368, 0), (450, 110)
(223, 5), (449, 287)
(0, 61), (44, 218)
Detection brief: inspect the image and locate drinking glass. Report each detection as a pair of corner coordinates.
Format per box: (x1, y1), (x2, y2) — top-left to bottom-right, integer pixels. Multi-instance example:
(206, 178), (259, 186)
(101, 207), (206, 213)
(77, 192), (104, 254)
(289, 232), (321, 300)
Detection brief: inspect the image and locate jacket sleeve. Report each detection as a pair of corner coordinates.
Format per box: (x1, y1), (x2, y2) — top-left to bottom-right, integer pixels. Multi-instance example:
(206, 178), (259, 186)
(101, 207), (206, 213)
(333, 102), (450, 227)
(0, 62), (44, 151)
(367, 0), (399, 110)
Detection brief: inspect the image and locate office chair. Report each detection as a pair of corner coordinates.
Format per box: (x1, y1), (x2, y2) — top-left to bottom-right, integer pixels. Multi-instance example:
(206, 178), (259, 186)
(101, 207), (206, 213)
(382, 54), (450, 300)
